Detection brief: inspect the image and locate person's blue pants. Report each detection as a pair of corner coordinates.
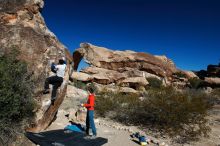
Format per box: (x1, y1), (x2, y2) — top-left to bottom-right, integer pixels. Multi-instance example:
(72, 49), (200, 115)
(86, 110), (97, 136)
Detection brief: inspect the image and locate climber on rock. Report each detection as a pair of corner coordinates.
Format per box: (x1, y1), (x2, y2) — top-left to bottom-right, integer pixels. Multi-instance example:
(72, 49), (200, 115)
(43, 58), (66, 105)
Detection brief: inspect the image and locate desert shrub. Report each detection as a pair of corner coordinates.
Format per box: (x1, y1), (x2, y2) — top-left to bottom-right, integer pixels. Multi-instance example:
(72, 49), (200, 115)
(189, 77), (204, 89)
(70, 80), (96, 93)
(0, 49), (35, 145)
(211, 88), (220, 98)
(209, 88), (220, 105)
(71, 79), (87, 90)
(144, 87), (210, 142)
(146, 77), (163, 88)
(95, 92), (117, 117)
(95, 91), (139, 117)
(95, 87), (211, 143)
(173, 72), (187, 78)
(86, 82), (96, 92)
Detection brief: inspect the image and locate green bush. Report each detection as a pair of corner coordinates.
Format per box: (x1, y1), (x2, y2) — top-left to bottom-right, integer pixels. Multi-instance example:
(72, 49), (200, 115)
(0, 49), (35, 145)
(71, 79), (87, 90)
(96, 91), (139, 117)
(144, 87), (210, 142)
(95, 87), (211, 143)
(146, 77), (163, 88)
(189, 77), (204, 89)
(173, 72), (187, 78)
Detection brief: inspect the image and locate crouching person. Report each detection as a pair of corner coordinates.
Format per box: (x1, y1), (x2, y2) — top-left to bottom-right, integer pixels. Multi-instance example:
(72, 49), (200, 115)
(43, 59), (66, 105)
(81, 85), (97, 138)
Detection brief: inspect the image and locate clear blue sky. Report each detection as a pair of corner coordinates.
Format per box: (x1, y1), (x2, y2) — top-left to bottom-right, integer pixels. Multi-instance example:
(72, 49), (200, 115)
(42, 0), (220, 71)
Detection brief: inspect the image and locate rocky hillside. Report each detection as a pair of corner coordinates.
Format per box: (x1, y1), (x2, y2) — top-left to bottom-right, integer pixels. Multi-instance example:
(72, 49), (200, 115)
(0, 0), (72, 132)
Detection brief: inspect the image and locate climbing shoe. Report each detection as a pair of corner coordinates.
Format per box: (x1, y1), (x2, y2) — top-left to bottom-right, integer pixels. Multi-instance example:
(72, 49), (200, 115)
(51, 99), (55, 105)
(89, 135), (97, 139)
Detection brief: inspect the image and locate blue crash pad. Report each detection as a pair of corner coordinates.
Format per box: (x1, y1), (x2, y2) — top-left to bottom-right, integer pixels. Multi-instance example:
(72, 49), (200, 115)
(64, 125), (84, 133)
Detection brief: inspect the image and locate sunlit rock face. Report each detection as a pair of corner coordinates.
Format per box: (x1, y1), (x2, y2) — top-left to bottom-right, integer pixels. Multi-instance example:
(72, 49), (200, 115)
(73, 43), (177, 78)
(0, 0), (72, 132)
(72, 43), (180, 90)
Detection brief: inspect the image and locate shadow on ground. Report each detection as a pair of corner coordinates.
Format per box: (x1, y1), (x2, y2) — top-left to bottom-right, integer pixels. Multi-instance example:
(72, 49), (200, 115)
(26, 129), (108, 146)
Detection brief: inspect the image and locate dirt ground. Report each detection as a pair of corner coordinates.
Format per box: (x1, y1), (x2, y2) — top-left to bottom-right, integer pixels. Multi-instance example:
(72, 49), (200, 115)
(44, 105), (220, 146)
(10, 87), (220, 146)
(44, 86), (220, 146)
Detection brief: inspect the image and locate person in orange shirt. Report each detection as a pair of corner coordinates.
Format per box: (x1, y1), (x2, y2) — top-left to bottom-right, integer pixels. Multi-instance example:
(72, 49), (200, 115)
(81, 85), (97, 138)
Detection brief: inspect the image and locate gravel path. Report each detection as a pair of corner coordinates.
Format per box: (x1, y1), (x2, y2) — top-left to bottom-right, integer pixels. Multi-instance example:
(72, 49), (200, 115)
(46, 110), (167, 146)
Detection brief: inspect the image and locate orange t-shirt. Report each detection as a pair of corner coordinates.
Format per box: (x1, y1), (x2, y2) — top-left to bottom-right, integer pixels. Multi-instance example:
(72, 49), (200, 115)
(84, 94), (95, 110)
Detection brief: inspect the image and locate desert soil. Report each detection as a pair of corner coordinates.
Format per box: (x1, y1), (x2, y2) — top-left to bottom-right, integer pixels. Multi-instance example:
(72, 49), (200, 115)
(39, 86), (220, 146)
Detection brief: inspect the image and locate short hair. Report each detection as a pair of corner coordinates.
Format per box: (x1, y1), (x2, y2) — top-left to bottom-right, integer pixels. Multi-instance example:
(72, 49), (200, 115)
(87, 85), (95, 93)
(59, 59), (65, 65)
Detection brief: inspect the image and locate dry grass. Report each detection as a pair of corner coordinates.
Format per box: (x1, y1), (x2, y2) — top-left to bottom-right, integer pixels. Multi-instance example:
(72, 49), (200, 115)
(95, 86), (212, 143)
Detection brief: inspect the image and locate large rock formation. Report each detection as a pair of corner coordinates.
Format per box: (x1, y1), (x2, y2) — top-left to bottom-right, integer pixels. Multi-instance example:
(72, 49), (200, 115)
(196, 63), (220, 78)
(195, 63), (220, 88)
(205, 77), (220, 87)
(207, 64), (220, 77)
(0, 0), (72, 132)
(72, 43), (182, 91)
(73, 43), (177, 78)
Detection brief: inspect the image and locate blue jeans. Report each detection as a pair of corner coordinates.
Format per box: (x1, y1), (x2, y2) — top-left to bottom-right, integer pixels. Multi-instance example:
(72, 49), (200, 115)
(86, 110), (97, 136)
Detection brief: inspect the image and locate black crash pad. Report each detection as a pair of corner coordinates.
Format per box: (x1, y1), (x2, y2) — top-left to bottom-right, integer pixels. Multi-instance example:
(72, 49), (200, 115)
(25, 129), (108, 146)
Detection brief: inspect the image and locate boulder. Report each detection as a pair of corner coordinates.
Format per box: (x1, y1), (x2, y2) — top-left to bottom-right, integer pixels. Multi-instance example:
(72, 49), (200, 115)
(155, 55), (175, 67)
(182, 71), (198, 79)
(0, 0), (72, 132)
(196, 70), (208, 79)
(73, 43), (178, 78)
(196, 63), (220, 79)
(204, 77), (220, 87)
(207, 64), (220, 77)
(72, 43), (182, 90)
(119, 77), (149, 86)
(143, 71), (162, 79)
(92, 74), (112, 84)
(71, 72), (92, 82)
(82, 66), (126, 83)
(94, 83), (138, 94)
(119, 87), (138, 94)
